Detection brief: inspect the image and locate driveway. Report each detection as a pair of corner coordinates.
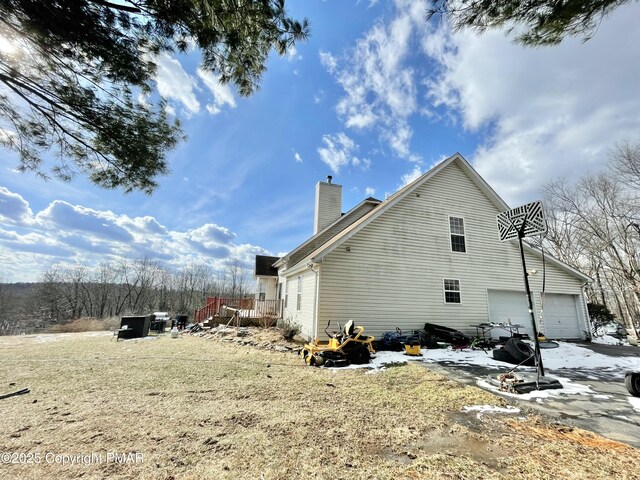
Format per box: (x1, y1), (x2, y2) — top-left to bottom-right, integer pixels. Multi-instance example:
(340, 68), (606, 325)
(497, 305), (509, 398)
(420, 341), (640, 447)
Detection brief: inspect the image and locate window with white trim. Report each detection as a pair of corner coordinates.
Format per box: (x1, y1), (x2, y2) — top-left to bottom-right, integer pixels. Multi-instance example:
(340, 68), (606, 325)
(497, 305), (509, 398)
(443, 279), (461, 304)
(296, 276), (303, 311)
(284, 281), (289, 308)
(449, 216), (466, 253)
(258, 281), (266, 300)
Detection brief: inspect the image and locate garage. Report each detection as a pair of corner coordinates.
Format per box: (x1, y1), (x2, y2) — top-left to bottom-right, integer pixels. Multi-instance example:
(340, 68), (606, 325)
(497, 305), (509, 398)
(542, 293), (583, 339)
(488, 290), (584, 340)
(487, 290), (534, 338)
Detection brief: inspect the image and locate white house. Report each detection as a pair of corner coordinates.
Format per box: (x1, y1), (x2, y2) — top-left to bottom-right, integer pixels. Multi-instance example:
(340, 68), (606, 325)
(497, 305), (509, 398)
(255, 153), (591, 341)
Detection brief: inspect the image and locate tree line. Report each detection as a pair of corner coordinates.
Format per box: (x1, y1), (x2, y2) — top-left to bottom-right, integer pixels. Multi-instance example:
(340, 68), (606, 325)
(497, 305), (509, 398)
(543, 142), (640, 331)
(0, 258), (253, 335)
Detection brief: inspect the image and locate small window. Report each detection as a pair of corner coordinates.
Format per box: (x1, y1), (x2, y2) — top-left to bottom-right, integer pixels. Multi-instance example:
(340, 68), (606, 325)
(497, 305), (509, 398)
(449, 217), (466, 253)
(258, 281), (266, 301)
(284, 281), (289, 308)
(443, 279), (461, 304)
(296, 276), (303, 311)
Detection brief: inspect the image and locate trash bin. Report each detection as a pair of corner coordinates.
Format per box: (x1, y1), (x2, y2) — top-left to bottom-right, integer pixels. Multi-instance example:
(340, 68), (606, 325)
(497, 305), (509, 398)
(119, 316), (150, 339)
(175, 314), (188, 330)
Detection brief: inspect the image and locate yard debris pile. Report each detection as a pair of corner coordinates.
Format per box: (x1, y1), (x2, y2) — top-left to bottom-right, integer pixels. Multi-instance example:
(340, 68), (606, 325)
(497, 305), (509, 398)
(185, 324), (302, 354)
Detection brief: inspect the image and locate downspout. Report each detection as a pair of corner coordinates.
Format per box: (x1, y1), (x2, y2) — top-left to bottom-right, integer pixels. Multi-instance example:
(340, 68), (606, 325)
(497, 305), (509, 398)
(308, 262), (319, 341)
(581, 282), (593, 341)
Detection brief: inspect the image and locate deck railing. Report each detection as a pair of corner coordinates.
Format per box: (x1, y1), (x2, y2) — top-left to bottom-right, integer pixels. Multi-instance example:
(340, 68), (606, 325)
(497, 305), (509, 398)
(194, 297), (283, 323)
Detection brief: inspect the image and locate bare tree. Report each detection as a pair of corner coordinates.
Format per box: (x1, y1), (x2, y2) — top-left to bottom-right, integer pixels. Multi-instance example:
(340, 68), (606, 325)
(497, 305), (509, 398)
(224, 259), (250, 299)
(610, 141), (640, 191)
(544, 147), (640, 331)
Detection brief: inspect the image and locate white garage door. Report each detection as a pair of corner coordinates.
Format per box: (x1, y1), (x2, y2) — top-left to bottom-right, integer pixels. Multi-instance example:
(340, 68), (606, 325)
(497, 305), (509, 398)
(542, 294), (582, 339)
(487, 290), (534, 338)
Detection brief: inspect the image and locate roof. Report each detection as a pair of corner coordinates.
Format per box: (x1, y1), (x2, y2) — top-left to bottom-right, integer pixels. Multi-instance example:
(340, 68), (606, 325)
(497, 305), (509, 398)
(254, 255), (280, 277)
(306, 153), (505, 263)
(275, 197), (381, 269)
(288, 153), (589, 283)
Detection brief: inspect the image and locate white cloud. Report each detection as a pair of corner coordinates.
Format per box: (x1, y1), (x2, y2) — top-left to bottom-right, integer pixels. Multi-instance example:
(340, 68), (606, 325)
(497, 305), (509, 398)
(399, 165), (423, 188)
(197, 68), (237, 115)
(365, 187), (376, 196)
(294, 152), (303, 163)
(422, 3), (640, 205)
(317, 132), (361, 173)
(0, 127), (16, 143)
(321, 0), (428, 159)
(319, 51), (337, 73)
(36, 201), (134, 243)
(0, 187), (33, 225)
(154, 53), (200, 114)
(137, 92), (150, 107)
(0, 187), (269, 281)
(286, 45), (301, 61)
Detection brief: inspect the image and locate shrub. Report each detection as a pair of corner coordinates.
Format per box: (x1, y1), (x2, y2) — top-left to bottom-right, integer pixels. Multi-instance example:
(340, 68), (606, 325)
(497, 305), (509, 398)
(48, 316), (120, 333)
(279, 316), (301, 340)
(258, 315), (278, 329)
(588, 303), (616, 325)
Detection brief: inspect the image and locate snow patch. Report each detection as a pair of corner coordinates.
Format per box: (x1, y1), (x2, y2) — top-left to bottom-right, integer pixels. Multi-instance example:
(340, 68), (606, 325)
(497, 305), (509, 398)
(592, 335), (625, 346)
(477, 375), (595, 401)
(628, 397), (640, 413)
(462, 404), (520, 419)
(422, 342), (640, 372)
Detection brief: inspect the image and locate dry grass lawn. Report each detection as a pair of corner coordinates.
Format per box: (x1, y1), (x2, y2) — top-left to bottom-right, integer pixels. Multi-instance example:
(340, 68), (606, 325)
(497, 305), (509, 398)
(1, 329), (639, 480)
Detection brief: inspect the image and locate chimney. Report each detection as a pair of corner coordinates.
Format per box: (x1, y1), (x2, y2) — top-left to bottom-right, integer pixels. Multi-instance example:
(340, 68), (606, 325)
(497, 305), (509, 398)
(314, 177), (342, 234)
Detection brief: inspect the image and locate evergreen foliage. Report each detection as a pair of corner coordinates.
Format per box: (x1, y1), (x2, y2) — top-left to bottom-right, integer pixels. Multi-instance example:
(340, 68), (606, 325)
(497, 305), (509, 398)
(428, 0), (633, 46)
(0, 0), (309, 193)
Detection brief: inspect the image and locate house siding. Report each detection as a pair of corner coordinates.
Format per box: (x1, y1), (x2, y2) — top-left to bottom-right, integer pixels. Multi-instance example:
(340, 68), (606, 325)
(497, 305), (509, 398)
(282, 271), (317, 338)
(315, 163), (588, 338)
(255, 277), (277, 301)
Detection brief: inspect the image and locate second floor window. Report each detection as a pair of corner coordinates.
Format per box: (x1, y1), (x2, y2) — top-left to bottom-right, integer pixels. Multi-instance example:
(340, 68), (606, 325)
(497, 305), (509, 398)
(449, 216), (466, 253)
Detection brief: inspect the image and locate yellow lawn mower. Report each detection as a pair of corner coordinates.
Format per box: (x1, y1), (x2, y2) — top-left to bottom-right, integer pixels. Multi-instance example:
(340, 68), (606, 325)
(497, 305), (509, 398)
(301, 320), (376, 368)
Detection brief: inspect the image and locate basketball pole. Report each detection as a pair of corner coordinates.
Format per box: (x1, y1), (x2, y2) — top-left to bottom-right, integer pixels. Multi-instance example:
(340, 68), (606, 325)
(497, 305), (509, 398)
(516, 219), (545, 384)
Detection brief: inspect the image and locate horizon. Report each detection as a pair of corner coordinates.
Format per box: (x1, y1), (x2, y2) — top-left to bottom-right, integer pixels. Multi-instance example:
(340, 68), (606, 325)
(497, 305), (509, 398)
(1, 0), (639, 282)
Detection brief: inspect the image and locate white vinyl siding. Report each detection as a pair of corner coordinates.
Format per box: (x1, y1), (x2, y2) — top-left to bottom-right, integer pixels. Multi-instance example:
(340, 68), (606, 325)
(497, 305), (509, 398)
(255, 277), (277, 301)
(282, 271), (316, 339)
(314, 161), (588, 339)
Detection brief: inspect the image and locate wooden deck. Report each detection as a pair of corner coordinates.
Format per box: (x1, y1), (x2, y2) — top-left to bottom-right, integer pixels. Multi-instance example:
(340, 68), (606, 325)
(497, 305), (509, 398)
(194, 297), (283, 323)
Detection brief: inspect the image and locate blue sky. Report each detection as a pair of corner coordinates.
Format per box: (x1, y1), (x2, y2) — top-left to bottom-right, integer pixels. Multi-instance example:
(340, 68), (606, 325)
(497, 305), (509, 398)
(1, 0), (640, 282)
